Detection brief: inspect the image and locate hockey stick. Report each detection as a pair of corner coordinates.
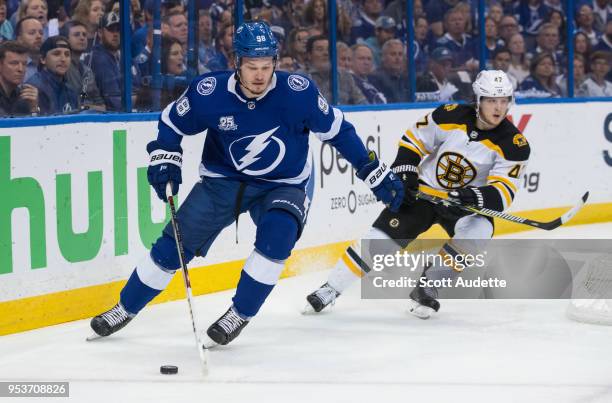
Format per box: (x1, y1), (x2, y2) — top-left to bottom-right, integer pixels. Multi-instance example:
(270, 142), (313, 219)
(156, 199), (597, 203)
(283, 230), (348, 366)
(166, 182), (210, 375)
(415, 185), (589, 231)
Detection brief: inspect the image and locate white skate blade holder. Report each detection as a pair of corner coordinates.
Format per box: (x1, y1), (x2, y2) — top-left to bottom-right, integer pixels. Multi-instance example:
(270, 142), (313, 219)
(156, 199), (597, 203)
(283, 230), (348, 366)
(201, 332), (219, 349)
(86, 333), (103, 342)
(301, 303), (316, 315)
(407, 300), (436, 320)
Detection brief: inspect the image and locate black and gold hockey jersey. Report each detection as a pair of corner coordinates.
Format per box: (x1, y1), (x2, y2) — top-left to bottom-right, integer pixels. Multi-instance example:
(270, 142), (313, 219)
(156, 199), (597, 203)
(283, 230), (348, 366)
(395, 103), (530, 211)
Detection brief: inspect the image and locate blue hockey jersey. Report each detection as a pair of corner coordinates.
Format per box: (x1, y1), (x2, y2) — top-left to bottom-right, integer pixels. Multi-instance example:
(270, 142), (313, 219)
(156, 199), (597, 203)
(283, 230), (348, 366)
(157, 70), (370, 187)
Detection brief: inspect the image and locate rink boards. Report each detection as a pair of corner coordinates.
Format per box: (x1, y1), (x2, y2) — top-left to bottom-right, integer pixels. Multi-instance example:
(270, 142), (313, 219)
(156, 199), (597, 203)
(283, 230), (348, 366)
(1, 101), (611, 335)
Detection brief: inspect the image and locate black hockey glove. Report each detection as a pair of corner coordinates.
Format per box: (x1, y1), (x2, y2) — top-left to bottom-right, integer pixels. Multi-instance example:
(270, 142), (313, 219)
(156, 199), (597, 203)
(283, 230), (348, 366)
(147, 140), (183, 202)
(391, 164), (419, 206)
(448, 187), (484, 208)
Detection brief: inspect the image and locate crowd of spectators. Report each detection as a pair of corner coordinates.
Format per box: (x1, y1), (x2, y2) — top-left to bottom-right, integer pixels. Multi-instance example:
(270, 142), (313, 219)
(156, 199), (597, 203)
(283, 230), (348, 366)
(0, 0), (610, 116)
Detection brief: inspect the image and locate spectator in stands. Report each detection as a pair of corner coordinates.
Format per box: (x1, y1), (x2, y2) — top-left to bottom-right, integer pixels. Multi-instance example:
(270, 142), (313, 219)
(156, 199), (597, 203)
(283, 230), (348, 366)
(590, 0), (611, 34)
(17, 0), (58, 39)
(87, 11), (124, 111)
(425, 0), (461, 38)
(382, 0), (423, 39)
(286, 27), (309, 71)
(197, 10), (215, 73)
(303, 0), (329, 33)
(507, 32), (530, 83)
(277, 54), (297, 72)
(545, 9), (566, 44)
(281, 0), (308, 33)
(206, 22), (233, 71)
(580, 51), (612, 96)
(485, 16), (503, 65)
(575, 4), (599, 47)
(498, 15), (520, 45)
(454, 2), (474, 35)
(337, 41), (352, 70)
(528, 23), (564, 72)
(513, 0), (549, 42)
(574, 31), (593, 62)
(303, 0), (353, 44)
(414, 16), (429, 72)
(15, 17), (43, 81)
(336, 0), (360, 26)
(416, 46), (459, 101)
(61, 20), (104, 110)
(0, 0), (14, 42)
(302, 35), (366, 104)
(556, 54), (588, 97)
(350, 0), (383, 44)
(26, 36), (78, 114)
(491, 47), (518, 89)
(594, 20), (612, 52)
(369, 38), (409, 103)
(131, 0), (162, 58)
(361, 15), (395, 68)
(434, 7), (477, 69)
(162, 11), (188, 49)
(107, 0), (144, 30)
(518, 52), (561, 97)
(0, 41), (39, 115)
(72, 0), (104, 46)
(350, 43), (386, 103)
(131, 0), (144, 29)
(488, 2), (504, 24)
(135, 35), (186, 111)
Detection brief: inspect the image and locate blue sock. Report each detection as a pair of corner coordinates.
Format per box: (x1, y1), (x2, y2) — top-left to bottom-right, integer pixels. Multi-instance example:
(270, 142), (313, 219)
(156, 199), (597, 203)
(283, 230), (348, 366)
(120, 270), (163, 315)
(232, 270), (275, 318)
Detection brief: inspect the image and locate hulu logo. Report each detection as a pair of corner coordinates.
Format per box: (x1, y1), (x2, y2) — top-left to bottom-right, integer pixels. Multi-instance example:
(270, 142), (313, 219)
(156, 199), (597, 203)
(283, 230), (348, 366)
(0, 130), (172, 275)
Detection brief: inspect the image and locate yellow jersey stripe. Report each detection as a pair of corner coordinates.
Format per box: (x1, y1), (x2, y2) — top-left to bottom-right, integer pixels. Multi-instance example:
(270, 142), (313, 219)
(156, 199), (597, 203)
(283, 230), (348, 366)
(479, 139), (506, 158)
(418, 184), (449, 199)
(399, 141), (424, 158)
(342, 252), (364, 278)
(405, 130), (429, 154)
(487, 175), (517, 193)
(491, 182), (512, 208)
(438, 123), (467, 133)
(400, 134), (425, 154)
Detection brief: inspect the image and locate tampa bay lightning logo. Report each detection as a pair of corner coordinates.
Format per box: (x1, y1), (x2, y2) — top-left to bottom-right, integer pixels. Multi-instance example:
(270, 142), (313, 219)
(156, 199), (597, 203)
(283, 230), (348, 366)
(229, 127), (286, 176)
(288, 75), (309, 91)
(197, 77), (216, 95)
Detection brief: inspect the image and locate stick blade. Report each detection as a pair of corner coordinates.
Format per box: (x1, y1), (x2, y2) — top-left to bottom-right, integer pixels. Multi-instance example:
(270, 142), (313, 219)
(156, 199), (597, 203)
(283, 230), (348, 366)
(582, 191), (590, 203)
(558, 191), (590, 226)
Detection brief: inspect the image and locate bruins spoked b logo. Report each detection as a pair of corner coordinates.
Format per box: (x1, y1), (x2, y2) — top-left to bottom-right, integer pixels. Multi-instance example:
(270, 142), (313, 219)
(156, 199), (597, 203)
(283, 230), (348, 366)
(436, 152), (476, 189)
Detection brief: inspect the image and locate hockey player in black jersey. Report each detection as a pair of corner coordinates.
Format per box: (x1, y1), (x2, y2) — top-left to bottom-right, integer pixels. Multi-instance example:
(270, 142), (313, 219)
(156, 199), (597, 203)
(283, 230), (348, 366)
(306, 70), (531, 318)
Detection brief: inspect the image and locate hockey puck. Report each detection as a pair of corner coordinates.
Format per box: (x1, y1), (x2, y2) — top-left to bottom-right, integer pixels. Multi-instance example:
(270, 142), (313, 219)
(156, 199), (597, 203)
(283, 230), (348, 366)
(160, 365), (178, 375)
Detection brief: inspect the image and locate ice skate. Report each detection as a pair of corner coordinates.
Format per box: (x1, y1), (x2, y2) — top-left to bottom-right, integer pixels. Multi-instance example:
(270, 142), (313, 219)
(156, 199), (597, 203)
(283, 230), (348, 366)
(88, 303), (135, 340)
(303, 283), (340, 314)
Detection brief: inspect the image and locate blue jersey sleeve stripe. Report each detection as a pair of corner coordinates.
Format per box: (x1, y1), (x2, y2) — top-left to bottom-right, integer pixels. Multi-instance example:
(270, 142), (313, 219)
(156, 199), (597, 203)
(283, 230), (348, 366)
(160, 103), (188, 136)
(312, 107), (343, 141)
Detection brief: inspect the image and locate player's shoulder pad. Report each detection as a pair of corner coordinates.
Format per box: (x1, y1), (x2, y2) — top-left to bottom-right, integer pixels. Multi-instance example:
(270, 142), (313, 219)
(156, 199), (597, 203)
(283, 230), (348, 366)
(491, 119), (531, 162)
(189, 70), (231, 98)
(431, 103), (474, 125)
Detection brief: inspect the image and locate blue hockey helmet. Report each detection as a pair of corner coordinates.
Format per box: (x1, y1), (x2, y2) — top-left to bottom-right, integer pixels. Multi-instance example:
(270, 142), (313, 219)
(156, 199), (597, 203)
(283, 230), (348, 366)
(233, 21), (279, 60)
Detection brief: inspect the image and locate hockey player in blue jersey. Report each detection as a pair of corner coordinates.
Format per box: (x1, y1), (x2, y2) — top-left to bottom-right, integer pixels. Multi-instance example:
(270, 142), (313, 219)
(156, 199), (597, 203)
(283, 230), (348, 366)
(90, 21), (404, 346)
